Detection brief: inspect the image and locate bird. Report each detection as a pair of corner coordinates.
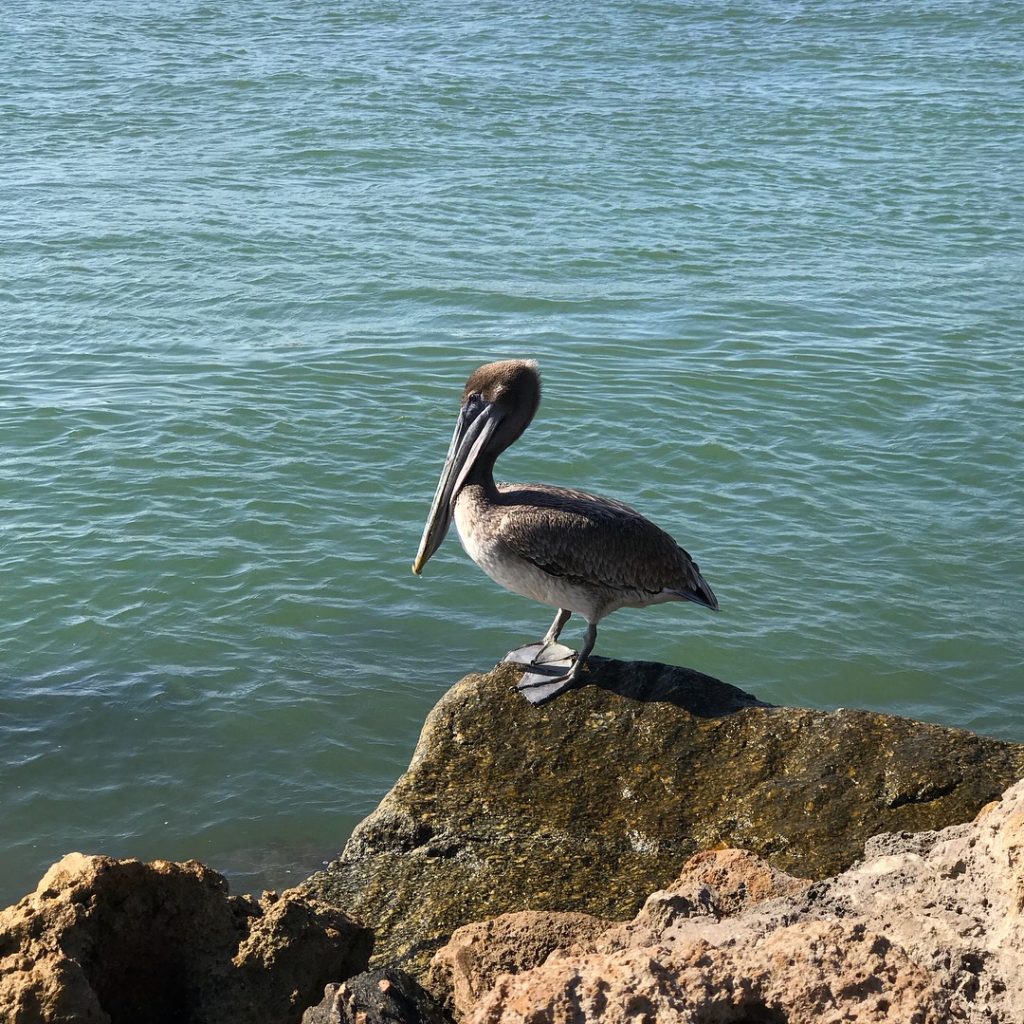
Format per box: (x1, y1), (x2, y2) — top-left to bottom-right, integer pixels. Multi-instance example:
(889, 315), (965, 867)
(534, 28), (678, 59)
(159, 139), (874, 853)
(412, 358), (718, 704)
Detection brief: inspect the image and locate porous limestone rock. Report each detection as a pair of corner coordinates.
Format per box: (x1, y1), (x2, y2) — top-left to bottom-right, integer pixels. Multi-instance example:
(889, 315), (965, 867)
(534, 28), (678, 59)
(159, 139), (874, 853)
(468, 777), (1024, 1023)
(0, 853), (371, 1024)
(427, 912), (614, 1017)
(475, 923), (943, 1024)
(304, 657), (1024, 974)
(430, 847), (812, 1020)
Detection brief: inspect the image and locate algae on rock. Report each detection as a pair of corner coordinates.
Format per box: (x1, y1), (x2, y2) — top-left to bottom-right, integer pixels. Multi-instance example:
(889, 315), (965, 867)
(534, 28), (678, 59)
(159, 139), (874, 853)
(304, 657), (1024, 975)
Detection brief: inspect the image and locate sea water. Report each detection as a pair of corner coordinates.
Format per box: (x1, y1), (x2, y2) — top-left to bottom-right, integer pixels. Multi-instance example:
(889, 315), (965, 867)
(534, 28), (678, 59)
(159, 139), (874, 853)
(1, 0), (1022, 905)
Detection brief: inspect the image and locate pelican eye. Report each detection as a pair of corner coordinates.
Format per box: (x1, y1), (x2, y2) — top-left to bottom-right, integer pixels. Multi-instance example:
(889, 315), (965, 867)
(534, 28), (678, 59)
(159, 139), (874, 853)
(464, 391), (484, 414)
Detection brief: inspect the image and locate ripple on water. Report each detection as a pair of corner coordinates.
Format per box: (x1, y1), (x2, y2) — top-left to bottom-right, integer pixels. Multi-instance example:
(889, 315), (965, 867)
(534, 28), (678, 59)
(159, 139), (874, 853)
(1, 0), (1022, 906)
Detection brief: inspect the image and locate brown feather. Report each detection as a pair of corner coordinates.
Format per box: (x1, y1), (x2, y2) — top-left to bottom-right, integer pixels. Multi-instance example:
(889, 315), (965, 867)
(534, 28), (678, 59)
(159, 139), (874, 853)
(491, 482), (716, 607)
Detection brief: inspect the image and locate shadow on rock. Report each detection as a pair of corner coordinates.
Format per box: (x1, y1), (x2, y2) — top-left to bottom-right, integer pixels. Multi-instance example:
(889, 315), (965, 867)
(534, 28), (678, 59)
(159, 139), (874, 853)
(583, 656), (772, 716)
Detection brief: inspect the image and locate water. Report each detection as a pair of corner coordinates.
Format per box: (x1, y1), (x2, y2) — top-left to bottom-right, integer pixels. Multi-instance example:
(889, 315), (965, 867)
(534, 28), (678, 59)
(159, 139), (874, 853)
(2, 0), (1022, 907)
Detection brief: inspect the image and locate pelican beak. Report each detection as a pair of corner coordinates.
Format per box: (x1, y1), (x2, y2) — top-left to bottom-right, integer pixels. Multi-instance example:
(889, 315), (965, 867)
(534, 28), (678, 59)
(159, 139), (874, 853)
(412, 396), (501, 575)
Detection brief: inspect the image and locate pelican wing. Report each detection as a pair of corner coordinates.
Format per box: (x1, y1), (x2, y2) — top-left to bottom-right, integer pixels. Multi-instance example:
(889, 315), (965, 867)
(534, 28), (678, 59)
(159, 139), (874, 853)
(494, 483), (718, 609)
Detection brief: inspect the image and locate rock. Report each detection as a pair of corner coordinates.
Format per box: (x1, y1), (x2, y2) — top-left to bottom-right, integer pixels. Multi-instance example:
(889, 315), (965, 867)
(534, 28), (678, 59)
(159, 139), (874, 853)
(0, 853), (372, 1024)
(303, 985), (345, 1024)
(648, 846), (812, 918)
(427, 912), (614, 1018)
(470, 777), (1024, 1023)
(475, 923), (944, 1024)
(301, 968), (448, 1024)
(596, 846), (813, 951)
(303, 658), (1024, 975)
(430, 848), (812, 1020)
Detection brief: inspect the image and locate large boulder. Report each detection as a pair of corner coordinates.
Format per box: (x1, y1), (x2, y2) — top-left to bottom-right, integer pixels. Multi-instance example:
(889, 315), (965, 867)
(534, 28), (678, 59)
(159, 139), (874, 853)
(303, 658), (1024, 975)
(0, 853), (371, 1024)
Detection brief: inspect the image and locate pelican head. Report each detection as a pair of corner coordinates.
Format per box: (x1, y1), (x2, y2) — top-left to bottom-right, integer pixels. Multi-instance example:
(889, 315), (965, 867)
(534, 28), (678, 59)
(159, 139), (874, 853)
(413, 359), (540, 575)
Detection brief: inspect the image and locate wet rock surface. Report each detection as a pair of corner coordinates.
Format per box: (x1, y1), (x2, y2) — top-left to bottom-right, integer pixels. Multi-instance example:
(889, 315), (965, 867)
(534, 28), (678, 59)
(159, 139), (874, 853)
(0, 853), (371, 1024)
(303, 657), (1024, 974)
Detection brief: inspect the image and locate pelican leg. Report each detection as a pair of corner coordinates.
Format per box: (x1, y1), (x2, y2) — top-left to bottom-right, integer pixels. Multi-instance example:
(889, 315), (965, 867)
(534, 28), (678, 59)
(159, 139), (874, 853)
(542, 608), (571, 646)
(503, 608), (573, 667)
(516, 621), (598, 705)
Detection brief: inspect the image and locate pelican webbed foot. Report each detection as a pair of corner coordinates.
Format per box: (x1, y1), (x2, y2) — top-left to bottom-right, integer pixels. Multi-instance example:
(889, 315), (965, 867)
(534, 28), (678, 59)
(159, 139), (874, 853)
(503, 641), (576, 667)
(505, 638), (585, 704)
(503, 642), (580, 705)
(515, 667), (584, 705)
(505, 620), (598, 706)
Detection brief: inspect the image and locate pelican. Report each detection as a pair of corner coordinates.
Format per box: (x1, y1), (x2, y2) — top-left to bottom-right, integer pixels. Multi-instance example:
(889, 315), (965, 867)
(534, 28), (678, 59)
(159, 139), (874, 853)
(412, 359), (718, 704)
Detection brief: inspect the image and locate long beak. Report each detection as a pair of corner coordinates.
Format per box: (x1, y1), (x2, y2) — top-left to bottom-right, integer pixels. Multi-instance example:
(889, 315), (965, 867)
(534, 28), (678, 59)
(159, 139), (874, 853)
(412, 398), (501, 575)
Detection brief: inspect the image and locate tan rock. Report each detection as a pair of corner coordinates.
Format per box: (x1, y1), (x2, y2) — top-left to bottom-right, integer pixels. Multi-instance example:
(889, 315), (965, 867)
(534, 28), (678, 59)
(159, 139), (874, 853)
(429, 851), (810, 1020)
(474, 923), (944, 1024)
(668, 846), (812, 913)
(460, 777), (1024, 1023)
(427, 911), (613, 1018)
(600, 846), (813, 950)
(0, 853), (371, 1024)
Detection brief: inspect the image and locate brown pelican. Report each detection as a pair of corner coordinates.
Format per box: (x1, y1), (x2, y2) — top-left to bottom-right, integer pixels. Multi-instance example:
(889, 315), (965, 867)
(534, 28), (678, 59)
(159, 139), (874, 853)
(413, 359), (718, 704)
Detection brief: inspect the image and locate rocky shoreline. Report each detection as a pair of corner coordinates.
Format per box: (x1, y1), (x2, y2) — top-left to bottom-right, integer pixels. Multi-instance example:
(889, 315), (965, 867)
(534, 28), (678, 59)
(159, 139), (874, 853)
(3, 658), (1024, 1023)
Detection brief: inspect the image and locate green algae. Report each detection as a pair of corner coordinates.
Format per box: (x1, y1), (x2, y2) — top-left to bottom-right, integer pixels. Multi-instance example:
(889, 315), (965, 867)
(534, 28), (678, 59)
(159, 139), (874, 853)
(304, 659), (1024, 976)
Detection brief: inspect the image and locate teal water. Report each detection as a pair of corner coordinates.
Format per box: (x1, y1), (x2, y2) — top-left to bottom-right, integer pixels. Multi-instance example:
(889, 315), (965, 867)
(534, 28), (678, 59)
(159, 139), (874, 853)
(2, 1), (1023, 906)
